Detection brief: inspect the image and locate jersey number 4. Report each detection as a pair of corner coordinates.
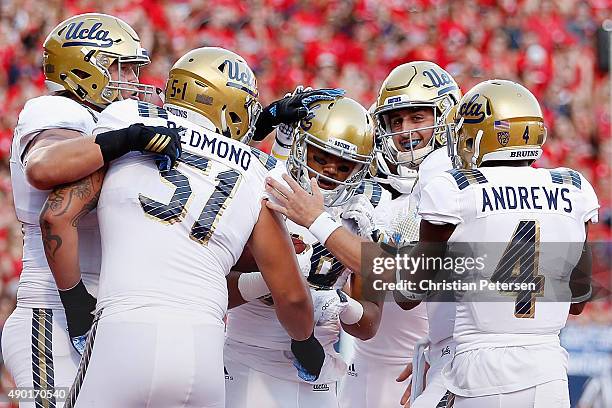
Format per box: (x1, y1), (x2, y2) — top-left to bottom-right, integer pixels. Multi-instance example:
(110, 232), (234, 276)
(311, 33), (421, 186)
(138, 151), (242, 245)
(490, 220), (545, 318)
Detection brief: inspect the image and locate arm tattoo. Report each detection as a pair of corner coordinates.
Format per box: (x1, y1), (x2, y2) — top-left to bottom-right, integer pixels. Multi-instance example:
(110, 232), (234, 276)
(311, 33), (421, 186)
(46, 176), (94, 217)
(70, 187), (101, 227)
(40, 217), (62, 262)
(40, 170), (104, 258)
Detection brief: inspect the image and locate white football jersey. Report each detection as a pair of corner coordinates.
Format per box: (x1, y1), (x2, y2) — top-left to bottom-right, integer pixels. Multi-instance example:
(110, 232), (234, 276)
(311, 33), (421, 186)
(410, 147), (453, 213)
(353, 191), (429, 364)
(9, 95), (101, 309)
(93, 99), (277, 321)
(410, 148), (457, 346)
(226, 179), (385, 382)
(419, 166), (599, 351)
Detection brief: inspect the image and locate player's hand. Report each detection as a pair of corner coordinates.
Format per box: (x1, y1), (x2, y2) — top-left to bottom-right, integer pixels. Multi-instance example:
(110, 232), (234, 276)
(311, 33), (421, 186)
(126, 124), (183, 171)
(265, 175), (325, 228)
(311, 288), (349, 326)
(291, 332), (325, 382)
(253, 87), (345, 141)
(95, 123), (183, 170)
(58, 280), (96, 355)
(397, 361), (413, 407)
(341, 194), (376, 238)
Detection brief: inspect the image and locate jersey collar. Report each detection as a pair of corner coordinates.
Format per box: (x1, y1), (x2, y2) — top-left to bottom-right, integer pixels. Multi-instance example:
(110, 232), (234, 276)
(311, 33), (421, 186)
(164, 103), (218, 133)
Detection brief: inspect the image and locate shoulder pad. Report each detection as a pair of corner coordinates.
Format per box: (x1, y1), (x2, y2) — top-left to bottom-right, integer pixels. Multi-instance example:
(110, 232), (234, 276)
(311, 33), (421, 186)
(549, 168), (582, 189)
(250, 147), (278, 171)
(17, 95), (95, 135)
(446, 168), (488, 190)
(355, 179), (384, 208)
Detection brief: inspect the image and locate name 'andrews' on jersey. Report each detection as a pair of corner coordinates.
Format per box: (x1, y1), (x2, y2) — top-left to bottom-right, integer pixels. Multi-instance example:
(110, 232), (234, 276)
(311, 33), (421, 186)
(92, 99), (279, 320)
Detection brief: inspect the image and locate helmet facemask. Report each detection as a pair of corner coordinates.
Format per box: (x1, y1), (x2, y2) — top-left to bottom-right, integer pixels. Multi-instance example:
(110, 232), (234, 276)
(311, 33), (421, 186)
(100, 51), (154, 105)
(288, 130), (372, 207)
(374, 93), (456, 176)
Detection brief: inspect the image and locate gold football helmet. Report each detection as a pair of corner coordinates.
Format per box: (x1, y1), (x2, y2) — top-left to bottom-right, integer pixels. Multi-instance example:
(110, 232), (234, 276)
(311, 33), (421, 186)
(453, 79), (546, 168)
(287, 97), (375, 206)
(43, 13), (153, 108)
(164, 47), (261, 143)
(374, 61), (462, 177)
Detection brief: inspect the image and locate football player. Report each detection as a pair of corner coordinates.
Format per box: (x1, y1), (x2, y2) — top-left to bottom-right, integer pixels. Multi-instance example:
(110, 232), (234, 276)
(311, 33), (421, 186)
(225, 95), (385, 408)
(399, 79), (597, 407)
(269, 62), (461, 408)
(40, 47), (317, 407)
(2, 13), (180, 407)
(339, 61), (461, 408)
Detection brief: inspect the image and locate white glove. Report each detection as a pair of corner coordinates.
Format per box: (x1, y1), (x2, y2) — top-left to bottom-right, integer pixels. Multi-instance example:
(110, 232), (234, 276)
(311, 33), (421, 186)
(311, 288), (348, 327)
(275, 122), (296, 148)
(341, 194), (376, 238)
(311, 288), (364, 327)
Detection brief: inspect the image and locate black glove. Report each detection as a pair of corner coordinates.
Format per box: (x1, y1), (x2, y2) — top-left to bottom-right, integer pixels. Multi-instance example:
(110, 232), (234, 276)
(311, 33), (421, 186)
(291, 332), (325, 382)
(95, 123), (182, 170)
(58, 280), (97, 354)
(252, 88), (345, 141)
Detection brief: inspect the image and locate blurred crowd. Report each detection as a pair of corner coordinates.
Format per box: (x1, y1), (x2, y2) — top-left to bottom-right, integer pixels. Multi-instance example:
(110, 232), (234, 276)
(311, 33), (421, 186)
(0, 0), (611, 371)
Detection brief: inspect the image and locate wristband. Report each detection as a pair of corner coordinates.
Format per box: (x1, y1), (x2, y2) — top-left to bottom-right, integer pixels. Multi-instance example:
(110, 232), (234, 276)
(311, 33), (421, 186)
(275, 124), (294, 148)
(571, 286), (592, 304)
(58, 279), (93, 308)
(308, 212), (342, 245)
(339, 294), (364, 325)
(395, 268), (427, 301)
(271, 140), (290, 161)
(237, 272), (270, 301)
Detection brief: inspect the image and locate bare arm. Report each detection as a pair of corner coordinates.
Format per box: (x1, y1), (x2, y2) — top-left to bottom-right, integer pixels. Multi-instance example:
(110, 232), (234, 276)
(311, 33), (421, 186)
(226, 270), (247, 309)
(25, 129), (104, 190)
(40, 169), (106, 289)
(341, 272), (383, 340)
(394, 220), (456, 310)
(569, 223), (592, 315)
(248, 201), (314, 340)
(323, 228), (366, 276)
(265, 174), (366, 272)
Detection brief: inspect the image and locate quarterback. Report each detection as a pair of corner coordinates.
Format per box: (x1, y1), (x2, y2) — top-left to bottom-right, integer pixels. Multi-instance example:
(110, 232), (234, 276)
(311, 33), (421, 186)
(339, 61), (461, 408)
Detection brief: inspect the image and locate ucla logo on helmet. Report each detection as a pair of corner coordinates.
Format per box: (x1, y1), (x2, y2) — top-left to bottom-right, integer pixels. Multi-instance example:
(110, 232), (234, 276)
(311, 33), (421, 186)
(60, 22), (114, 48)
(224, 60), (256, 96)
(422, 69), (453, 89)
(458, 93), (485, 123)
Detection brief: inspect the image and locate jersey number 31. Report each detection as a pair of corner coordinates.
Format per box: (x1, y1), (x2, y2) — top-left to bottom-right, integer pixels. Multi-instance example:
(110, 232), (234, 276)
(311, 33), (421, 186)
(138, 151), (241, 246)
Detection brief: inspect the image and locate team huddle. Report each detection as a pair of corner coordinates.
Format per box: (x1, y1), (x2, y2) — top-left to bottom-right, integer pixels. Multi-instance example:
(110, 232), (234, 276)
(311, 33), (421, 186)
(3, 12), (599, 408)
